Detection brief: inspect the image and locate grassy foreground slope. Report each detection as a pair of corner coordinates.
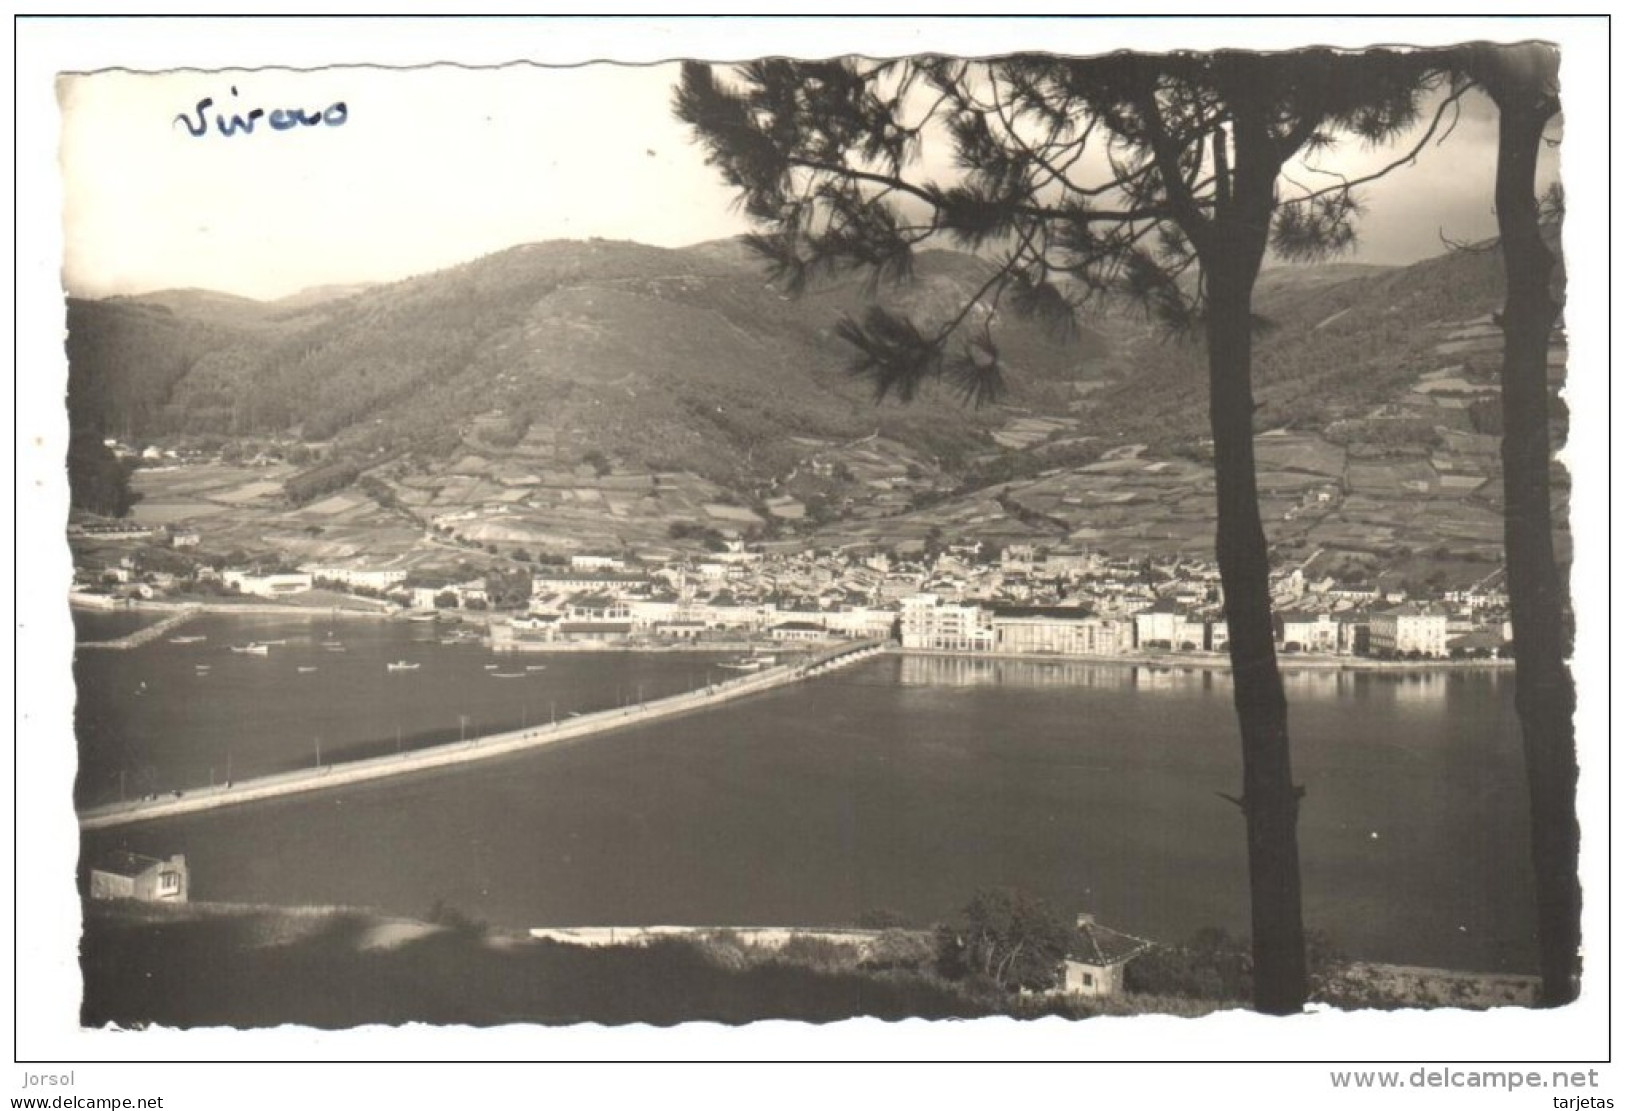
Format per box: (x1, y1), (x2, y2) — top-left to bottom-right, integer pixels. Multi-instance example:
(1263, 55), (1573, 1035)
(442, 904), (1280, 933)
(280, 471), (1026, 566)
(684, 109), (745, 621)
(80, 901), (1535, 1029)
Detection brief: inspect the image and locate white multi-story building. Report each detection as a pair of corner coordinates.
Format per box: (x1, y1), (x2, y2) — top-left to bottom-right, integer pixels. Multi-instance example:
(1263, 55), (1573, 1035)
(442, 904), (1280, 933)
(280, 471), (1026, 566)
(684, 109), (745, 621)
(900, 594), (994, 651)
(1133, 600), (1185, 648)
(1277, 611), (1339, 653)
(1369, 604), (1449, 657)
(990, 607), (1129, 656)
(820, 607), (897, 638)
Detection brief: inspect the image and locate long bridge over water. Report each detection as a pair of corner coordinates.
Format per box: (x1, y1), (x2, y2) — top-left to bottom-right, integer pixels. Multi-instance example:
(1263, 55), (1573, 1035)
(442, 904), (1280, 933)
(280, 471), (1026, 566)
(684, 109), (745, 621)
(77, 638), (890, 831)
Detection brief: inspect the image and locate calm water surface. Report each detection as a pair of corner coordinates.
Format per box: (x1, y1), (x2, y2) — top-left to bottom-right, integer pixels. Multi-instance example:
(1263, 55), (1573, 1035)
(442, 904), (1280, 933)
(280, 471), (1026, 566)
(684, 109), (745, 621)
(77, 624), (1536, 972)
(73, 613), (740, 805)
(72, 608), (162, 642)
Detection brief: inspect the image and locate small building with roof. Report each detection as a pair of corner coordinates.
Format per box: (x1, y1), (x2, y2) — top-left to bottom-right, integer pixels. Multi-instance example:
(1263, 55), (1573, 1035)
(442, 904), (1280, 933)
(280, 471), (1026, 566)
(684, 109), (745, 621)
(88, 852), (189, 904)
(770, 620), (829, 642)
(1057, 912), (1154, 998)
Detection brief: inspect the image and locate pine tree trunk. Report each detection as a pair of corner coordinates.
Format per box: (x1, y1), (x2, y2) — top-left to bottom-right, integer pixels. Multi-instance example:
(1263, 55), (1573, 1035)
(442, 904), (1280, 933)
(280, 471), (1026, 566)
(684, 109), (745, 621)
(1492, 95), (1579, 1007)
(1205, 257), (1308, 1015)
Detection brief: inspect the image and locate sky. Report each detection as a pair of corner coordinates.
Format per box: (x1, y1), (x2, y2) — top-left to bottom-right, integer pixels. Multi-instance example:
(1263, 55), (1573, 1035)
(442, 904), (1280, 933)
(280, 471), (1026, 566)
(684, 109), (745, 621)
(55, 36), (1564, 302)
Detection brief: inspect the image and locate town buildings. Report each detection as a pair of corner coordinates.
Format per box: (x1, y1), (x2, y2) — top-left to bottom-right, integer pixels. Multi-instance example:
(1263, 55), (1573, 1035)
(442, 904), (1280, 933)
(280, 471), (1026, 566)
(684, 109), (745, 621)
(70, 515), (1507, 661)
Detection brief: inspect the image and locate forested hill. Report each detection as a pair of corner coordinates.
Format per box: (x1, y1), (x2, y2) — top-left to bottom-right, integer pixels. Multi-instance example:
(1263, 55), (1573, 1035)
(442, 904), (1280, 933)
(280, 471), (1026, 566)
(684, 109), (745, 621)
(64, 239), (1105, 487)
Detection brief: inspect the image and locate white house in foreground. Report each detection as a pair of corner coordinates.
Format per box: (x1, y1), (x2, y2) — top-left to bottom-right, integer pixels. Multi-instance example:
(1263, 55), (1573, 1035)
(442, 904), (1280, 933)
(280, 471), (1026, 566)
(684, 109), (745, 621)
(1057, 913), (1154, 998)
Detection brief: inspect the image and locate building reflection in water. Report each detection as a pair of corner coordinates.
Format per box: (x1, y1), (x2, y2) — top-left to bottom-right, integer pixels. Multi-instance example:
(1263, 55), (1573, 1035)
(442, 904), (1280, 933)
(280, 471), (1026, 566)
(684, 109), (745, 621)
(897, 654), (1484, 716)
(896, 653), (1238, 694)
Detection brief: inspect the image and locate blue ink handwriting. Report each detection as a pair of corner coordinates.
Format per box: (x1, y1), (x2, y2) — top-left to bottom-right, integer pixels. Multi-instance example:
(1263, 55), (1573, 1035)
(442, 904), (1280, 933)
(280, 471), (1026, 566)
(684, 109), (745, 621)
(174, 86), (347, 138)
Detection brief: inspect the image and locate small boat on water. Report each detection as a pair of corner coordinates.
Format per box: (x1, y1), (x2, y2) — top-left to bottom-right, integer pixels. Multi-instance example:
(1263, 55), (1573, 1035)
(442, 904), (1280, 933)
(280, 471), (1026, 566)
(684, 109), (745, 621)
(491, 671), (526, 679)
(230, 643), (270, 656)
(194, 664), (210, 671)
(407, 612), (438, 624)
(524, 664), (547, 671)
(387, 660), (421, 672)
(718, 658), (765, 672)
(483, 664), (500, 670)
(258, 639), (288, 646)
(296, 666), (319, 673)
(169, 635), (207, 644)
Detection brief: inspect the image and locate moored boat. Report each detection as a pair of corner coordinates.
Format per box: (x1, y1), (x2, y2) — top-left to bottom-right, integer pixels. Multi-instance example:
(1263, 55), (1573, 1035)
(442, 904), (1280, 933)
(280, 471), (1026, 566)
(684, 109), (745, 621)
(387, 660), (421, 672)
(230, 643), (270, 656)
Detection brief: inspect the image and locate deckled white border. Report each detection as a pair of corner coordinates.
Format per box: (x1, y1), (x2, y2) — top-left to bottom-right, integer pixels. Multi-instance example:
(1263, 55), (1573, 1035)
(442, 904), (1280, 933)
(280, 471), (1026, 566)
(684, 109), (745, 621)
(12, 11), (1612, 1099)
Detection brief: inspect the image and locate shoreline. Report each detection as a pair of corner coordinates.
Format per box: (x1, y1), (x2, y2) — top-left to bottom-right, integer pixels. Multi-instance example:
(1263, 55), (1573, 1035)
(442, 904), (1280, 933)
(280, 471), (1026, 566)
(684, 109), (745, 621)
(72, 600), (1514, 671)
(72, 595), (397, 619)
(897, 647), (1516, 672)
(77, 640), (888, 831)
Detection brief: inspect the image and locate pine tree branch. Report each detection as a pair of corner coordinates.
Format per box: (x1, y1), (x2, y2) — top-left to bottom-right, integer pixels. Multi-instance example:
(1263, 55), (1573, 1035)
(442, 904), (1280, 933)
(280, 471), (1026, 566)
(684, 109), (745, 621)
(1279, 83), (1472, 206)
(1129, 80), (1212, 250)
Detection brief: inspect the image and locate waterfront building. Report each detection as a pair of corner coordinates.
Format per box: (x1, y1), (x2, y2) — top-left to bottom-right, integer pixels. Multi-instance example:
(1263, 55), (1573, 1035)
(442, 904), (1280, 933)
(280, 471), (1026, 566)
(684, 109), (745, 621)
(1276, 610), (1339, 654)
(770, 621), (829, 642)
(1133, 598), (1185, 648)
(88, 852), (189, 904)
(990, 606), (1128, 656)
(1369, 603), (1449, 657)
(411, 585), (449, 610)
(559, 621), (634, 642)
(222, 571), (314, 598)
(1174, 616), (1210, 651)
(492, 613), (560, 648)
(1335, 612), (1370, 656)
(820, 607), (897, 638)
(627, 598), (683, 628)
(900, 593), (994, 652)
